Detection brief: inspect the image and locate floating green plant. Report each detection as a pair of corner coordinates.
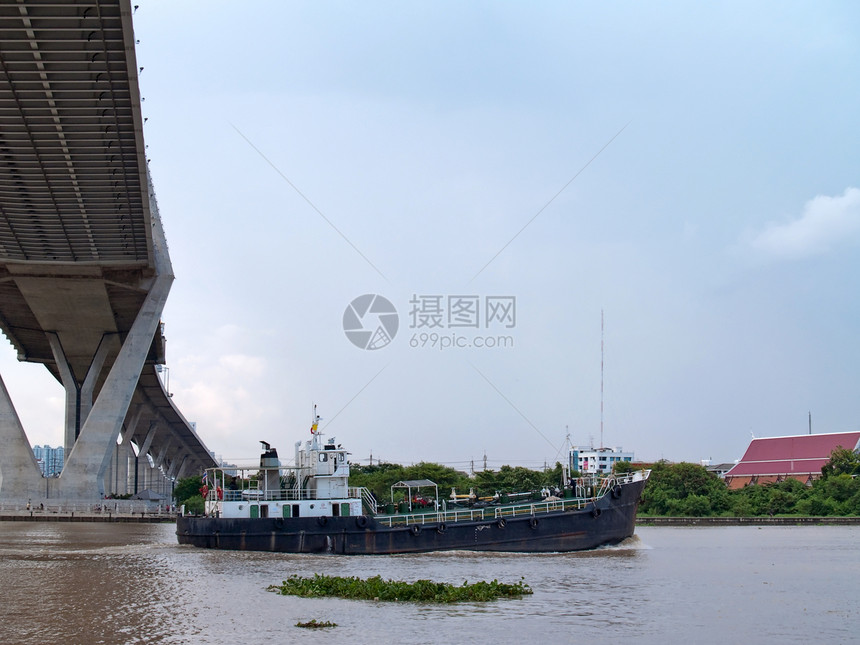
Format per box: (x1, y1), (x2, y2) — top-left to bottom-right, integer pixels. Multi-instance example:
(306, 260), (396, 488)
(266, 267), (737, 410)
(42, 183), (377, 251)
(295, 619), (337, 629)
(268, 574), (532, 603)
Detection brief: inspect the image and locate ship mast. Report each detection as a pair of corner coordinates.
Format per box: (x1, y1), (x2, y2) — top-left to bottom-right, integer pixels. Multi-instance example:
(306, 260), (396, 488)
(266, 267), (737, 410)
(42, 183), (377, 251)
(600, 309), (604, 450)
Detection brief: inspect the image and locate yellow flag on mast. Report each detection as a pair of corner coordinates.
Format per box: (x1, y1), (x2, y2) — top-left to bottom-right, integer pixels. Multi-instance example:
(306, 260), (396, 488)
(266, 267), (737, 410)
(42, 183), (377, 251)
(310, 404), (319, 434)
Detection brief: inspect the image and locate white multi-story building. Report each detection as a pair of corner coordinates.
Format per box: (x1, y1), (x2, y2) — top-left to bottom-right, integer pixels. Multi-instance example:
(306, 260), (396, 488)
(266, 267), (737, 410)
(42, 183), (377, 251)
(569, 446), (634, 475)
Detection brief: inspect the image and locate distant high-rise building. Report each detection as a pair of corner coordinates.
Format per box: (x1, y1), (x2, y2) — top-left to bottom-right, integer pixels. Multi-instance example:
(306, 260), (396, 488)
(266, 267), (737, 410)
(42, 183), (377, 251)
(32, 445), (64, 476)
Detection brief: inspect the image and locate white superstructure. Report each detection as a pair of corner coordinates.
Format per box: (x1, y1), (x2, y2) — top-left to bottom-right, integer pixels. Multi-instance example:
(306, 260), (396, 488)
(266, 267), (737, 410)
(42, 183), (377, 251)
(201, 432), (368, 520)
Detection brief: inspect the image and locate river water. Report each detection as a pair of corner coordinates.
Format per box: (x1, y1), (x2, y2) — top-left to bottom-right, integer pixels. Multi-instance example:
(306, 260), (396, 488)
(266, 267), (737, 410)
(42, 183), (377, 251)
(0, 522), (856, 644)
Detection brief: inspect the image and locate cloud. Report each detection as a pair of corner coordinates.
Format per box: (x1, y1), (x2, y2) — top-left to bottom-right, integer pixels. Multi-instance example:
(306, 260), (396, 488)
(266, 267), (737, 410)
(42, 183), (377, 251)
(217, 354), (266, 378)
(743, 187), (860, 261)
(164, 323), (277, 457)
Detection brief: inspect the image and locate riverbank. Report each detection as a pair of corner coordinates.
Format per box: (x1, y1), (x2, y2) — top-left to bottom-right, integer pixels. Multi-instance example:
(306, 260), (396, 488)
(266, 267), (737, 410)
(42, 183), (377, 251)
(637, 516), (860, 526)
(0, 512), (174, 523)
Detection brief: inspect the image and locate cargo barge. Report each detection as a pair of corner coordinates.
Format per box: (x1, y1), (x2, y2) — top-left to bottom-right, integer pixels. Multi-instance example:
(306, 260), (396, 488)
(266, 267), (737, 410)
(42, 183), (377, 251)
(176, 427), (649, 554)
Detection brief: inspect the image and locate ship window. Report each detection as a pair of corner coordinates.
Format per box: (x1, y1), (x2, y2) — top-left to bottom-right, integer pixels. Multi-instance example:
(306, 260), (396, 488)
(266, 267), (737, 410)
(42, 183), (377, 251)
(319, 454), (328, 462)
(260, 504), (269, 518)
(338, 453), (345, 462)
(291, 504), (300, 518)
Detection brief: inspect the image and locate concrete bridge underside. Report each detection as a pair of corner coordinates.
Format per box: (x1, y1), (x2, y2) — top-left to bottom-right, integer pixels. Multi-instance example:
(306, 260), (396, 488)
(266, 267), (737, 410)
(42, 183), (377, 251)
(0, 0), (216, 502)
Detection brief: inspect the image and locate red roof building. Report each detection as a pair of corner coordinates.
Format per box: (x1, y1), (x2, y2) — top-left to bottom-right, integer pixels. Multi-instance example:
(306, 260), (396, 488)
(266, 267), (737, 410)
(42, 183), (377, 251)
(724, 431), (860, 489)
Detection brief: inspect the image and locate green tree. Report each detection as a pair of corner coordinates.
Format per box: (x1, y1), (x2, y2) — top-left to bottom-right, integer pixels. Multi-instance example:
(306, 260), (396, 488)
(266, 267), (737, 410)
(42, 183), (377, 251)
(640, 461), (730, 516)
(764, 487), (796, 516)
(472, 469), (501, 495)
(678, 494), (712, 517)
(401, 462), (470, 496)
(820, 474), (859, 505)
(820, 447), (860, 478)
(349, 463), (405, 502)
(495, 465), (543, 493)
(540, 462), (566, 489)
(183, 494), (204, 515)
(173, 475), (203, 505)
(613, 460), (634, 474)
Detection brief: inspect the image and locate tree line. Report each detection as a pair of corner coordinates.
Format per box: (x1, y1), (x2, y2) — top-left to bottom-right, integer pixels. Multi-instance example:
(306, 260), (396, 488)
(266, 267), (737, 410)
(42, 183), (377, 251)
(639, 448), (860, 517)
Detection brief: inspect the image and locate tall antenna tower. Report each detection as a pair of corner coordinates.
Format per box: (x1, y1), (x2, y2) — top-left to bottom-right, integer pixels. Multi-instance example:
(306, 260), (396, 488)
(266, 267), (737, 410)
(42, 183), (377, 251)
(600, 309), (605, 450)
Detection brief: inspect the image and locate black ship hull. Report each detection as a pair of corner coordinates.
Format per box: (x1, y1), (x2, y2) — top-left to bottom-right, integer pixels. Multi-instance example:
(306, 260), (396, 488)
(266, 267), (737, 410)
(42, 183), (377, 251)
(176, 477), (646, 554)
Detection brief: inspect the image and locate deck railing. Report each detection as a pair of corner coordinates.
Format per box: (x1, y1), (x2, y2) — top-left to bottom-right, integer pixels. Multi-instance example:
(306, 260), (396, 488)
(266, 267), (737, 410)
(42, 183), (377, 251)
(208, 486), (373, 505)
(213, 488), (351, 502)
(374, 496), (595, 527)
(375, 496), (599, 527)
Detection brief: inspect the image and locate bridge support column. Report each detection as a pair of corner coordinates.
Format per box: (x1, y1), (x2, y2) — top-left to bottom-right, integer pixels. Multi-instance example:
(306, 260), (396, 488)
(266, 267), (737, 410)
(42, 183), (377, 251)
(117, 437), (134, 496)
(119, 409), (142, 495)
(60, 272), (173, 499)
(0, 374), (43, 499)
(48, 332), (117, 462)
(178, 455), (193, 480)
(135, 422), (157, 495)
(151, 439), (172, 500)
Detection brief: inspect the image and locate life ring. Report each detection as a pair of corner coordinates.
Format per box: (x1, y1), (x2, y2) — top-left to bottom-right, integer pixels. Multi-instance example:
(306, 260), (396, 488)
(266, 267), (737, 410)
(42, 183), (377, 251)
(216, 486), (223, 500)
(611, 485), (622, 499)
(410, 524), (421, 536)
(529, 517), (539, 529)
(356, 515), (369, 528)
(436, 522), (447, 534)
(497, 517), (507, 528)
(591, 506), (602, 518)
(317, 515), (328, 526)
(199, 485), (209, 498)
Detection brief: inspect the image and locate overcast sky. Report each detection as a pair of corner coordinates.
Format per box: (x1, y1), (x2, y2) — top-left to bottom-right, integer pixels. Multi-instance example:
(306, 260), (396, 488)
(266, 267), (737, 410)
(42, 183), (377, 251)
(3, 1), (859, 469)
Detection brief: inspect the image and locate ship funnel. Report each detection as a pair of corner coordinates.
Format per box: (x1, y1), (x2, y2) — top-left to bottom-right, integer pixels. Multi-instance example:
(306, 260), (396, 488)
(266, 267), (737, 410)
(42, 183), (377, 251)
(259, 442), (280, 495)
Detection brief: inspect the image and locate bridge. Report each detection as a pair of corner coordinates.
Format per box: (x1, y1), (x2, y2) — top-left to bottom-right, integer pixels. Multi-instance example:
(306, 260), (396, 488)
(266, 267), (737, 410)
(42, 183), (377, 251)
(0, 0), (217, 502)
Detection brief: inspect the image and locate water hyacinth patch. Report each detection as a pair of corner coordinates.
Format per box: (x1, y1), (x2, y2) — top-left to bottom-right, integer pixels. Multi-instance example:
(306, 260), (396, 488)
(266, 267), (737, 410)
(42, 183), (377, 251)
(267, 574), (533, 603)
(296, 619), (337, 629)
